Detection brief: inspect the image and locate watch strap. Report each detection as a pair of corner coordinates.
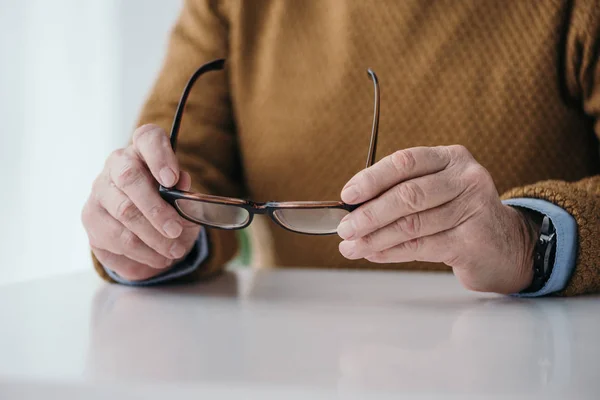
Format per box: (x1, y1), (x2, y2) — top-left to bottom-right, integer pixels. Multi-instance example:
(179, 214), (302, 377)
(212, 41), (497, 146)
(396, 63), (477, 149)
(523, 215), (556, 293)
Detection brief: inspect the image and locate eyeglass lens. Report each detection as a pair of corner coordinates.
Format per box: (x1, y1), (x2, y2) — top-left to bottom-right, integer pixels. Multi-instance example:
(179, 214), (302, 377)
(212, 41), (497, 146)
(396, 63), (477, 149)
(272, 208), (349, 234)
(175, 199), (251, 228)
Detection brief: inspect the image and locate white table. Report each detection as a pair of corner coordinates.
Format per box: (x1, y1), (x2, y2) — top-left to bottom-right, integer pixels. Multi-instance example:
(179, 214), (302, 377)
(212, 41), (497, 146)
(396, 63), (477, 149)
(0, 267), (598, 399)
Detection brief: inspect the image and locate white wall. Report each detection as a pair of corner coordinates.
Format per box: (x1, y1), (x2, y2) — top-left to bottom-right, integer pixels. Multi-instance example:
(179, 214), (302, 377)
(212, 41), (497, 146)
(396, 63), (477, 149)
(0, 0), (182, 285)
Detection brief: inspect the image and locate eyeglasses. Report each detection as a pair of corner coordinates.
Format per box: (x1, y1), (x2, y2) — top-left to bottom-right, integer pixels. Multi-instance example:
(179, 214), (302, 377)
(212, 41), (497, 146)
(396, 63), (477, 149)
(159, 58), (380, 235)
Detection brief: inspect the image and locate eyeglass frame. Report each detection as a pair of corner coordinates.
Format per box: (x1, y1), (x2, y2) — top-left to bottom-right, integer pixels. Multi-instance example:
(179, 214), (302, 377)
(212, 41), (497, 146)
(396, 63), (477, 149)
(158, 58), (380, 235)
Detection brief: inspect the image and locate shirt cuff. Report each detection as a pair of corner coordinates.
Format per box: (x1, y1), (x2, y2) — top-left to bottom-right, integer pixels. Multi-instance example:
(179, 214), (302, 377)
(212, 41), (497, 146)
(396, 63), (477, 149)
(502, 198), (577, 297)
(103, 228), (209, 286)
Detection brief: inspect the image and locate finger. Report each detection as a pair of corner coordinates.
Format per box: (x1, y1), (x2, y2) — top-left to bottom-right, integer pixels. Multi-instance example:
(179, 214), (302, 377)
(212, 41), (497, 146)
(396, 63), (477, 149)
(364, 229), (456, 265)
(341, 147), (451, 204)
(132, 124), (180, 188)
(95, 175), (188, 260)
(339, 198), (473, 259)
(174, 172), (199, 229)
(176, 171), (192, 191)
(108, 149), (185, 239)
(83, 198), (170, 269)
(337, 166), (463, 240)
(92, 247), (163, 282)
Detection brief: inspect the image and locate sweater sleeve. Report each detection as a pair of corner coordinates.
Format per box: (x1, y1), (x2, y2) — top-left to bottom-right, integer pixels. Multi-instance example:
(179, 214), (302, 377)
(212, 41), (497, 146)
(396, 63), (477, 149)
(93, 0), (241, 283)
(501, 1), (600, 296)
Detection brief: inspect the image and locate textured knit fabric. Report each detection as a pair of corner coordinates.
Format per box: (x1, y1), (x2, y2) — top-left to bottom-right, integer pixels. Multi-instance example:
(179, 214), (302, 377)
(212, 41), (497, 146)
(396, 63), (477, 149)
(91, 0), (600, 296)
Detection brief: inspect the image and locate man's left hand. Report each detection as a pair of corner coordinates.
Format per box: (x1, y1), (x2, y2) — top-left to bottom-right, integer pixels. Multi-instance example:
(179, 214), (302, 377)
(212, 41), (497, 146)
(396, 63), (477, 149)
(337, 145), (538, 294)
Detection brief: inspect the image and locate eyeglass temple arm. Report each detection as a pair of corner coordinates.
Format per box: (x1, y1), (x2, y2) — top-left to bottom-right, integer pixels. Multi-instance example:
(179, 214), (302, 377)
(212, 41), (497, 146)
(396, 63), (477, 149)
(170, 59), (377, 166)
(366, 69), (380, 168)
(169, 58), (226, 152)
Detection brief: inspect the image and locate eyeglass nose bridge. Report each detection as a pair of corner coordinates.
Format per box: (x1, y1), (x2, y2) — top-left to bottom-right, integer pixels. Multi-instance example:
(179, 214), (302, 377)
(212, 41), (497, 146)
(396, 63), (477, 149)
(247, 201), (313, 215)
(245, 201), (271, 214)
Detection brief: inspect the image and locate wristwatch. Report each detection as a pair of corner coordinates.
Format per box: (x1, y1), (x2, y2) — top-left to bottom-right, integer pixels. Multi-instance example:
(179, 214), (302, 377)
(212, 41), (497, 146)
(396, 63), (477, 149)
(522, 214), (557, 293)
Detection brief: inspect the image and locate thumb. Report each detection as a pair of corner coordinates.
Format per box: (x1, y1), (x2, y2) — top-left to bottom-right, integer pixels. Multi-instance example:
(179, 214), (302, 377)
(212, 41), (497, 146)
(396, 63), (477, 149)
(132, 124), (180, 187)
(175, 171), (192, 191)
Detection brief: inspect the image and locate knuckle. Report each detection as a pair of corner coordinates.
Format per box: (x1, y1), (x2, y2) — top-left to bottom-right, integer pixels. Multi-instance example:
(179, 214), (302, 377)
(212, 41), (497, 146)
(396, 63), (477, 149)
(153, 235), (177, 256)
(91, 175), (104, 194)
(119, 229), (139, 249)
(434, 146), (453, 165)
(359, 234), (375, 252)
(397, 213), (421, 238)
(462, 164), (481, 185)
(161, 134), (172, 150)
(462, 164), (492, 190)
(449, 144), (470, 159)
(115, 158), (145, 189)
(108, 148), (125, 160)
(81, 200), (94, 227)
(360, 169), (379, 191)
(395, 181), (424, 212)
(144, 128), (166, 149)
(115, 198), (141, 224)
(91, 247), (111, 265)
(391, 149), (417, 173)
(133, 124), (157, 141)
(88, 235), (100, 248)
(107, 148), (126, 169)
(92, 187), (105, 204)
(81, 204), (102, 248)
(92, 178), (110, 203)
(368, 251), (385, 263)
(154, 131), (170, 149)
(133, 124), (168, 150)
(148, 203), (166, 219)
(359, 206), (380, 227)
(105, 226), (121, 244)
(402, 237), (421, 253)
(151, 254), (170, 269)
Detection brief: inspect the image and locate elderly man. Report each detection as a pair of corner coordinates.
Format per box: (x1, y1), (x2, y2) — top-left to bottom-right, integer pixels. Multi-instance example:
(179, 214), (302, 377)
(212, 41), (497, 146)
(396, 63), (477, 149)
(82, 0), (599, 296)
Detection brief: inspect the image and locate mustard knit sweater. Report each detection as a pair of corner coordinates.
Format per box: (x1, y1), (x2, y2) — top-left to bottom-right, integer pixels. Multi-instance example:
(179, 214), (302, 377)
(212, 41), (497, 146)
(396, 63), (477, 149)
(94, 0), (600, 296)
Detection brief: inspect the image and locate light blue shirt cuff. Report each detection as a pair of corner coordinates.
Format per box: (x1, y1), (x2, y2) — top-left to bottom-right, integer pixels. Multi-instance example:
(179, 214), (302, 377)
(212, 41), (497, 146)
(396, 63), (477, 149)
(502, 198), (577, 297)
(103, 227), (209, 286)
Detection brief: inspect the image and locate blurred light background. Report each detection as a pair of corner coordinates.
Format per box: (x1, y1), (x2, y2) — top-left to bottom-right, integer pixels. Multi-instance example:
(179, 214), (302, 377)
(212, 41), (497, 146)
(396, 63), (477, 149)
(0, 0), (183, 285)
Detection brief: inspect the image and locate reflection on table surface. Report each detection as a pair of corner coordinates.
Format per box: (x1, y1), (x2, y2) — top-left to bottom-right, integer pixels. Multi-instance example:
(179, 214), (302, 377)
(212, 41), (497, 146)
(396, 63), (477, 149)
(0, 267), (598, 399)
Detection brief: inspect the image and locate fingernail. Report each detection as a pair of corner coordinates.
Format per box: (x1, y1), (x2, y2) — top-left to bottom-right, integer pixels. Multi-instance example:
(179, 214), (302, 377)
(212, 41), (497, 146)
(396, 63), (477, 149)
(160, 167), (176, 187)
(163, 220), (183, 238)
(339, 240), (356, 259)
(337, 220), (356, 240)
(169, 242), (186, 259)
(341, 185), (360, 203)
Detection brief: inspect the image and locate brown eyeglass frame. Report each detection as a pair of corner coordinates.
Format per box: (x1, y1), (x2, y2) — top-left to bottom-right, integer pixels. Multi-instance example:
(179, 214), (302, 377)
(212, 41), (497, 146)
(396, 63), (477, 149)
(159, 58), (380, 235)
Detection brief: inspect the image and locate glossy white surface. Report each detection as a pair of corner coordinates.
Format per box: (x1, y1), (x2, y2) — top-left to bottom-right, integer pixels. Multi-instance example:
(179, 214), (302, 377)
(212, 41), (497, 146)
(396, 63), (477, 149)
(0, 268), (598, 399)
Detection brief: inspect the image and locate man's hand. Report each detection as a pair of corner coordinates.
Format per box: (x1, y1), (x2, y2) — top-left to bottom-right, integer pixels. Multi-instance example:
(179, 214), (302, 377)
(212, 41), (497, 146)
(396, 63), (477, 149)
(337, 145), (537, 294)
(82, 124), (201, 281)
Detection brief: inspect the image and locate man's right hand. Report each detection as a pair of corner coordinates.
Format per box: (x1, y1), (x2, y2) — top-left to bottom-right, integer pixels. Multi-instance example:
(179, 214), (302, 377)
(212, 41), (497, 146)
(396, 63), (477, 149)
(82, 124), (201, 281)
